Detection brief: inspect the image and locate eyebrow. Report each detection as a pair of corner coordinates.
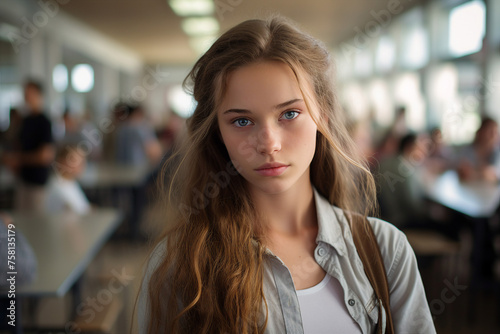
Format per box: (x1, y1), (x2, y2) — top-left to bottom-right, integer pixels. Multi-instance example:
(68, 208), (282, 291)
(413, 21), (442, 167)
(223, 98), (303, 115)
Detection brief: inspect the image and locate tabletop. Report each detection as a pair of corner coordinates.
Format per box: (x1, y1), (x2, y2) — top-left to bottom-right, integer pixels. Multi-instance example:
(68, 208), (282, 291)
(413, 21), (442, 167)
(78, 162), (151, 188)
(1, 163), (151, 190)
(420, 169), (500, 218)
(10, 208), (122, 297)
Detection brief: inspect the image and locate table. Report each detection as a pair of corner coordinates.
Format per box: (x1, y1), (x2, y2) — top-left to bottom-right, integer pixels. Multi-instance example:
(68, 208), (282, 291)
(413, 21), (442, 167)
(5, 208), (122, 332)
(421, 170), (500, 218)
(78, 163), (153, 239)
(78, 162), (151, 189)
(0, 163), (151, 190)
(420, 169), (500, 321)
(12, 208), (122, 297)
(1, 162), (152, 238)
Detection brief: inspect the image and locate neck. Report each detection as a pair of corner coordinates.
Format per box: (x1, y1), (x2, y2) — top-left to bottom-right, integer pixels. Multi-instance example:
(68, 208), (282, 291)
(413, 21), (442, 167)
(251, 178), (317, 237)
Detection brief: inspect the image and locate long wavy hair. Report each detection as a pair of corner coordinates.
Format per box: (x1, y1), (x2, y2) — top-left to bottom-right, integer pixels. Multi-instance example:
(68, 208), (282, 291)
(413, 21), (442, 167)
(144, 16), (377, 333)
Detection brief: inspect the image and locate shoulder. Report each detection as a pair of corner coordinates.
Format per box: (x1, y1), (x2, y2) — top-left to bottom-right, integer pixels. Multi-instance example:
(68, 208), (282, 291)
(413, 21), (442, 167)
(143, 239), (168, 280)
(328, 203), (411, 280)
(366, 217), (411, 281)
(366, 217), (436, 333)
(137, 239), (168, 332)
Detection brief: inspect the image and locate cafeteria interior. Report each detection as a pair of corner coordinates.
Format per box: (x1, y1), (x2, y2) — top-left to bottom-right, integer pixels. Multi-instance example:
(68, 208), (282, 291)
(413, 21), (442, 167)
(1, 0), (500, 332)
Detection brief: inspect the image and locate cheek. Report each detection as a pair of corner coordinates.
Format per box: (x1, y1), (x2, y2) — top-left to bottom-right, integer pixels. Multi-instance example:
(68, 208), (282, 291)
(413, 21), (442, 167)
(291, 121), (317, 152)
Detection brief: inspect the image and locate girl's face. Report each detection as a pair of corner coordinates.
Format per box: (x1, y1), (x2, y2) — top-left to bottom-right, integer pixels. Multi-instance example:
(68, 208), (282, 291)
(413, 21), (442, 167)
(217, 60), (318, 195)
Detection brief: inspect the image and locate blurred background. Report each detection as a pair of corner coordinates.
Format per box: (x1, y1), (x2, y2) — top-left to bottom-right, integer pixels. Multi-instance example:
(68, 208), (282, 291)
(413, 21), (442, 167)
(0, 0), (499, 333)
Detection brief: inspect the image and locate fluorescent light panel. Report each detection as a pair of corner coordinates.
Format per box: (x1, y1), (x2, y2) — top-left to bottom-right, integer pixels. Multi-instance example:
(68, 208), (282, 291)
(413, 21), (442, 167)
(182, 17), (219, 36)
(71, 64), (94, 93)
(169, 0), (214, 16)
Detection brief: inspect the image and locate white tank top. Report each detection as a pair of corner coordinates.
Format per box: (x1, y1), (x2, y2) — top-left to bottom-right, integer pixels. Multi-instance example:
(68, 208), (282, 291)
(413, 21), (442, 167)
(296, 274), (362, 333)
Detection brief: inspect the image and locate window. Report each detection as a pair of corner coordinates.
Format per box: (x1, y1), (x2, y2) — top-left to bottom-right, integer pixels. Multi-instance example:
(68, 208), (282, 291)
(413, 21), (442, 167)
(449, 0), (486, 57)
(52, 64), (68, 92)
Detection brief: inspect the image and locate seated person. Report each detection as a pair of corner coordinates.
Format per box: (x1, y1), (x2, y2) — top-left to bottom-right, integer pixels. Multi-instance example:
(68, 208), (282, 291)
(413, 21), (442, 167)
(0, 213), (37, 289)
(377, 133), (458, 240)
(115, 104), (162, 167)
(425, 127), (453, 174)
(45, 145), (90, 214)
(377, 133), (428, 228)
(456, 117), (500, 182)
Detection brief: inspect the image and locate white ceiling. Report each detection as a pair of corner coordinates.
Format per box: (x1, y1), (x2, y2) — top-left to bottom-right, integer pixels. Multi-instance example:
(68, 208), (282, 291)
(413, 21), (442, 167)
(60, 0), (423, 65)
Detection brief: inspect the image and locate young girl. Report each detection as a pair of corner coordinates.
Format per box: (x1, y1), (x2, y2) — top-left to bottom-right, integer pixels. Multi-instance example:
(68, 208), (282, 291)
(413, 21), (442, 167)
(137, 17), (435, 334)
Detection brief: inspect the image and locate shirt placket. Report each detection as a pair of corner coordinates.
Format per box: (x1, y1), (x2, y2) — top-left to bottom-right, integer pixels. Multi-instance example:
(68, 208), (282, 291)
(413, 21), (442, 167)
(269, 256), (305, 334)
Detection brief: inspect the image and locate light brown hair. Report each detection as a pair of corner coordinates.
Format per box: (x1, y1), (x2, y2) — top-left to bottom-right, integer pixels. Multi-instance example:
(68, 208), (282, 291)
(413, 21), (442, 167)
(144, 16), (377, 333)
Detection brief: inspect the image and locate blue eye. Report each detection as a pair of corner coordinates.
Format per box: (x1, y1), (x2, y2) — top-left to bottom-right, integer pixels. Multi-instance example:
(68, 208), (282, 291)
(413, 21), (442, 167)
(281, 111), (299, 120)
(233, 118), (253, 127)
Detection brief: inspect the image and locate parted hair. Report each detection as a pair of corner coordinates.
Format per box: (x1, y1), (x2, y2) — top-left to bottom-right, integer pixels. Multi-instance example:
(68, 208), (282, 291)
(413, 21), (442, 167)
(144, 16), (377, 334)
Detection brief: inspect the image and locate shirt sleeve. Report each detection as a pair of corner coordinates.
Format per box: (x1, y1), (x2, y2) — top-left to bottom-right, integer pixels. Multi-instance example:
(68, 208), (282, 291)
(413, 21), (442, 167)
(369, 218), (436, 334)
(137, 240), (167, 333)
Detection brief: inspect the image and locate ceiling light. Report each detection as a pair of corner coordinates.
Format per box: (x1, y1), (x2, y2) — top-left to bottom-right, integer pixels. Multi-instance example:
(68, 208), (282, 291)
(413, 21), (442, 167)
(71, 64), (94, 93)
(182, 17), (219, 36)
(169, 0), (214, 16)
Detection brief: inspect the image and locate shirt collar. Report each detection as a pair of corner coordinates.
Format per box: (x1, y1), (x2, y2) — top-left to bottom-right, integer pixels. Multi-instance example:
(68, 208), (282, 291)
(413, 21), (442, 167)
(313, 187), (347, 257)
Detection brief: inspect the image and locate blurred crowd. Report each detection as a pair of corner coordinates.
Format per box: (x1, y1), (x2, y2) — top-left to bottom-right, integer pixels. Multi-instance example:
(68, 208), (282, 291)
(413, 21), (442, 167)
(0, 79), (186, 215)
(1, 79), (499, 232)
(350, 106), (500, 242)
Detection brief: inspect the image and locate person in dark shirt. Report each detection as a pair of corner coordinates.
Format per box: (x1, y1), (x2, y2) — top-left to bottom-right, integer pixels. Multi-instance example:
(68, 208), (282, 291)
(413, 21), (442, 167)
(8, 80), (55, 212)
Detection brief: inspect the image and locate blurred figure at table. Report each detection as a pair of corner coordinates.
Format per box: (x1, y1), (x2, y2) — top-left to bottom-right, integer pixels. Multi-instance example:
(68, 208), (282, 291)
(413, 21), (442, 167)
(158, 110), (186, 153)
(3, 80), (55, 212)
(391, 106), (409, 139)
(424, 127), (453, 174)
(61, 109), (82, 144)
(45, 145), (90, 214)
(456, 117), (500, 182)
(59, 109), (102, 161)
(0, 213), (37, 287)
(115, 103), (162, 167)
(377, 133), (459, 240)
(377, 133), (428, 227)
(0, 213), (37, 331)
(373, 106), (410, 164)
(102, 102), (128, 163)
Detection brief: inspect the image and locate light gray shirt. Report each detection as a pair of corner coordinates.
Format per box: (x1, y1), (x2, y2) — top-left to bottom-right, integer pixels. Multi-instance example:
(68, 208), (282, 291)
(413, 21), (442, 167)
(137, 188), (436, 333)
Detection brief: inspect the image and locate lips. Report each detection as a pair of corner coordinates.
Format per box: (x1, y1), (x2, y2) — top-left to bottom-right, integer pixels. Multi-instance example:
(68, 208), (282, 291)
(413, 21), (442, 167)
(255, 162), (289, 176)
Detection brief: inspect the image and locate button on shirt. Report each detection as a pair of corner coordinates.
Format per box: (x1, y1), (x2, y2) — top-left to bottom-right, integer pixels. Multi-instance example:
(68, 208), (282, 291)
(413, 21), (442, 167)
(137, 187), (436, 333)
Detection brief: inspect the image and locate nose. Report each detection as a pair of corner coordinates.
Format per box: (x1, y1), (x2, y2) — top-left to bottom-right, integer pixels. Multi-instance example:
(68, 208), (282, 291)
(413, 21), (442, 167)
(256, 126), (281, 155)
